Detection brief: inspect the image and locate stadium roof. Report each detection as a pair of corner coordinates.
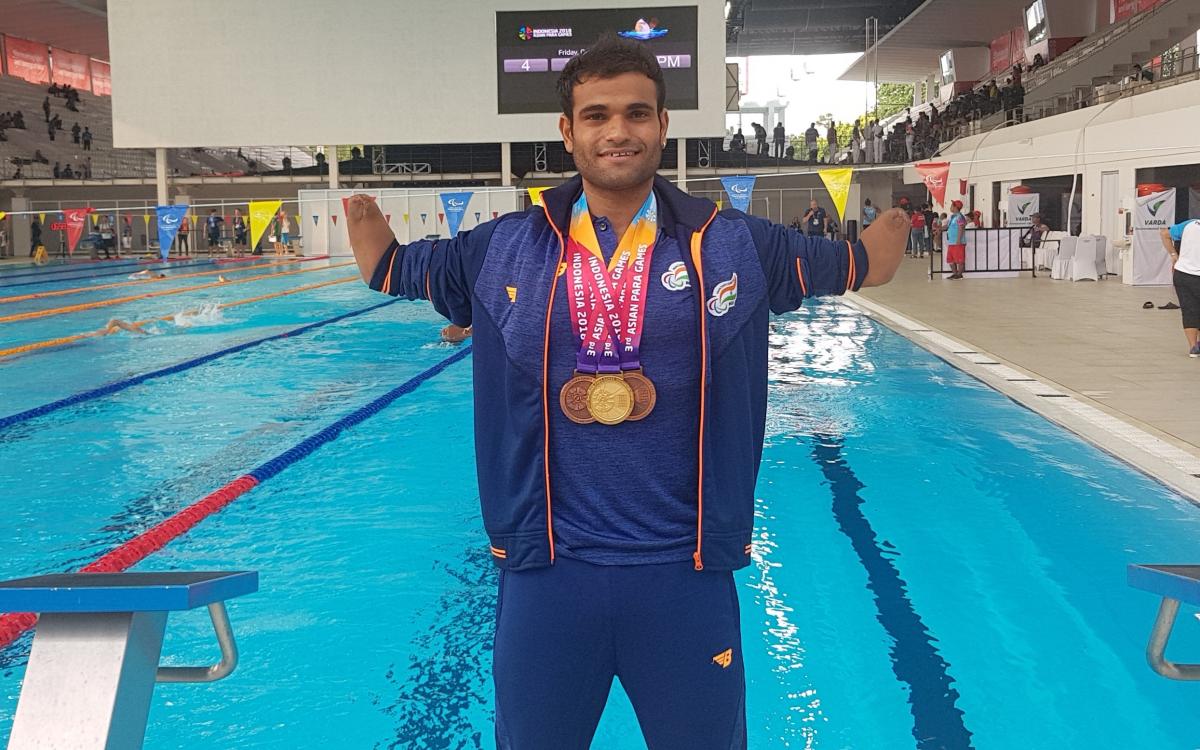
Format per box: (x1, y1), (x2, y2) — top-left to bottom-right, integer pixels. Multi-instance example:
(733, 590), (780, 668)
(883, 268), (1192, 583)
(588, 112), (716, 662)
(838, 0), (1031, 82)
(725, 0), (925, 56)
(0, 0), (109, 60)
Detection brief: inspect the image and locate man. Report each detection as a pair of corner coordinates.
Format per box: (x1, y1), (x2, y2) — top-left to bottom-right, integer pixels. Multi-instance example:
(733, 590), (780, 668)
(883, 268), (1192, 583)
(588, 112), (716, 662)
(81, 126), (93, 151)
(29, 218), (41, 257)
(206, 209), (224, 250)
(772, 121), (785, 159)
(752, 122), (767, 155)
(1159, 217), (1200, 357)
(804, 122), (819, 163)
(52, 161), (61, 179)
(729, 127), (746, 153)
(802, 198), (829, 238)
(232, 209), (248, 249)
(862, 198), (878, 230)
(826, 121), (838, 164)
(42, 96), (50, 123)
(71, 122), (81, 144)
(345, 34), (906, 749)
(946, 200), (968, 279)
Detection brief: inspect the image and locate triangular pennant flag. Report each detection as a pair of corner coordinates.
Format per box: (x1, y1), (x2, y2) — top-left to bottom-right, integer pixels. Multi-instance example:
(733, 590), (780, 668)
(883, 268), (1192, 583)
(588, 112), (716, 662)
(914, 162), (950, 206)
(39, 213), (46, 224)
(248, 200), (283, 250)
(331, 215), (338, 225)
(528, 187), (549, 207)
(403, 213), (409, 224)
(475, 212), (481, 222)
(90, 214), (100, 226)
(143, 214), (151, 226)
(312, 215), (319, 227)
(385, 214), (392, 224)
(492, 211), (499, 219)
(155, 204), (189, 261)
(123, 215), (131, 224)
(818, 167), (854, 221)
(0, 211), (5, 221)
(420, 213), (427, 224)
(440, 192), (473, 236)
(294, 214), (302, 228)
(716, 199), (724, 210)
(438, 213), (445, 225)
(62, 207), (93, 255)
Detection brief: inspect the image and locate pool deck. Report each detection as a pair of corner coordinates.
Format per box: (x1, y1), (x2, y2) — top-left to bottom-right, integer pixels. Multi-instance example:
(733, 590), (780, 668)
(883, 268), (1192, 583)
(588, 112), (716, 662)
(853, 257), (1200, 500)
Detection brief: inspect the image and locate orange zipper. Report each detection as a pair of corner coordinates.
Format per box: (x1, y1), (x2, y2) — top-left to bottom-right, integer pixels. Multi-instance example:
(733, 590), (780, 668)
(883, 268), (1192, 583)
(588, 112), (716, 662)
(689, 207), (718, 570)
(539, 203), (567, 565)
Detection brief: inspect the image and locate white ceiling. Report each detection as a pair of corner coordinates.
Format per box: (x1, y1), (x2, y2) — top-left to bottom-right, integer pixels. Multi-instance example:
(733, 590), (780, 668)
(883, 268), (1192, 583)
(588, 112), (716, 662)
(839, 0), (1031, 82)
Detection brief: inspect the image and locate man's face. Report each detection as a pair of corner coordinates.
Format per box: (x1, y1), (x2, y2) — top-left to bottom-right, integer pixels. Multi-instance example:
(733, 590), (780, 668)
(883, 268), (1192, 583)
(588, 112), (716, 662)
(810, 200), (818, 210)
(560, 72), (667, 192)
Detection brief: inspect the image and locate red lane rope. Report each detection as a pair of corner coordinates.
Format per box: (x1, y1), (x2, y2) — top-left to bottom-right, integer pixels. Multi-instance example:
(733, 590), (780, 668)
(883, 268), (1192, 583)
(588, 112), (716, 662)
(0, 475), (259, 648)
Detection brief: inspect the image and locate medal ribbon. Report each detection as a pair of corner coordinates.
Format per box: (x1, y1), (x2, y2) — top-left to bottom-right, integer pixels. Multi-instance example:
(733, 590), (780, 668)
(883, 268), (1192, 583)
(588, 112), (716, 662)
(566, 192), (658, 372)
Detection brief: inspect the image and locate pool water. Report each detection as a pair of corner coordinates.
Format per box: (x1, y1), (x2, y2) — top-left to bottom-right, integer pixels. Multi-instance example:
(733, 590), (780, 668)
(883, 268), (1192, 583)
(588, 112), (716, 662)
(2, 262), (1199, 749)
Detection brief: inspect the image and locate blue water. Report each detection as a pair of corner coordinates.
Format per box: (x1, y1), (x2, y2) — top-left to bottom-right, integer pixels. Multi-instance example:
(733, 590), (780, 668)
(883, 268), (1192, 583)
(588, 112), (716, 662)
(2, 265), (1200, 749)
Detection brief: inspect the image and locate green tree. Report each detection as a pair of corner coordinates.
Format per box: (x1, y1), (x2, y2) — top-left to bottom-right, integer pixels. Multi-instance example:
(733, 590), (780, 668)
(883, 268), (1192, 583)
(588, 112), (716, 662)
(872, 83), (914, 122)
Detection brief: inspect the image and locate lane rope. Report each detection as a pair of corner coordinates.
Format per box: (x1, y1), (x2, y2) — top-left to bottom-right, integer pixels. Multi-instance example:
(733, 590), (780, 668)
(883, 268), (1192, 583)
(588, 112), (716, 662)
(0, 257), (214, 283)
(0, 262), (354, 324)
(0, 299), (400, 430)
(0, 256), (318, 290)
(0, 345), (473, 650)
(0, 257), (323, 304)
(0, 275), (359, 359)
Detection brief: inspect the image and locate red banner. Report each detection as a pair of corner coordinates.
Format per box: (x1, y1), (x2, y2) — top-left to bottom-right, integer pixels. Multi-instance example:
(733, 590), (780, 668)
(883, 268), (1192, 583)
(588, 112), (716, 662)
(62, 208), (93, 254)
(90, 59), (111, 96)
(990, 33), (1012, 75)
(1137, 0), (1162, 12)
(1011, 27), (1026, 67)
(3, 36), (50, 85)
(915, 162), (952, 207)
(50, 47), (91, 89)
(1114, 0), (1138, 22)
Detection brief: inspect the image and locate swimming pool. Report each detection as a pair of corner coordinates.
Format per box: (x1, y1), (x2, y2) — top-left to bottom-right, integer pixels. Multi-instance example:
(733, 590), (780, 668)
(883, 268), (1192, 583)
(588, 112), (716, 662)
(2, 264), (1199, 749)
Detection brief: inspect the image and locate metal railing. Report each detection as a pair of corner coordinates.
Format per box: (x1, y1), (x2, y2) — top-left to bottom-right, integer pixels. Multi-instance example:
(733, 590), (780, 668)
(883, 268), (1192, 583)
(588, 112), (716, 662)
(928, 227), (1038, 278)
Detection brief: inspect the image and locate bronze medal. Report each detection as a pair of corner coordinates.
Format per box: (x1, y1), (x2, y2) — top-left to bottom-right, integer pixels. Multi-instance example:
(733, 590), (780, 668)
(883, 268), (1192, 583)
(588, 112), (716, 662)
(559, 372), (596, 424)
(623, 369), (657, 421)
(586, 374), (635, 425)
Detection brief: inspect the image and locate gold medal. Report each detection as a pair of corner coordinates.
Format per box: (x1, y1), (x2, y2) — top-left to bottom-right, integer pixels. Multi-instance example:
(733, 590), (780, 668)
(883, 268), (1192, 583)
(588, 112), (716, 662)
(559, 372), (596, 424)
(586, 374), (634, 425)
(623, 369), (657, 421)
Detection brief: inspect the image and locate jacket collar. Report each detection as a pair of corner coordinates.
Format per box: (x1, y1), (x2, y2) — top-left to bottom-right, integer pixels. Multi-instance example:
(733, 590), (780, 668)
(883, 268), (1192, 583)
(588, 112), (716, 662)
(540, 173), (717, 240)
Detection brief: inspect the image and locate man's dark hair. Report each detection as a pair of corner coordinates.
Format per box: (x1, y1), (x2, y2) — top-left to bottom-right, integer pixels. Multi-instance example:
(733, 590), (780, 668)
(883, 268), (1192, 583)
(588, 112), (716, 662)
(556, 33), (665, 119)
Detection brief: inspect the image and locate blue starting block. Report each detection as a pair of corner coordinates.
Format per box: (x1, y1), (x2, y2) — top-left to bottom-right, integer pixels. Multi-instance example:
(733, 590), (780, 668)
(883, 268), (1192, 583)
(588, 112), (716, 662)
(0, 571), (257, 750)
(1128, 564), (1200, 681)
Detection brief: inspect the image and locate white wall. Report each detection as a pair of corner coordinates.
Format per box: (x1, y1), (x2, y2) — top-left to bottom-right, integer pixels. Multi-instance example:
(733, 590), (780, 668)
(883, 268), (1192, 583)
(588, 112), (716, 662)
(915, 80), (1200, 243)
(108, 0), (725, 148)
(297, 187), (521, 256)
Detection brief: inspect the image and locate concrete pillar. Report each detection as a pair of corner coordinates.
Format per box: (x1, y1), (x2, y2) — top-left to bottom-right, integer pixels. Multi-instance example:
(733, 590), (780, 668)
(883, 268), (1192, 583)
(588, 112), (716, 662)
(12, 196), (31, 257)
(327, 146), (339, 189)
(154, 148), (169, 206)
(501, 142), (512, 187)
(676, 138), (687, 192)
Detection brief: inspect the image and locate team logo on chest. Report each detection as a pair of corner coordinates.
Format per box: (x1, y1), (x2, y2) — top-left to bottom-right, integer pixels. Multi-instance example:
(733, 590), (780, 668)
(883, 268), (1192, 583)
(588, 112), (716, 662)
(661, 260), (690, 291)
(706, 273), (738, 317)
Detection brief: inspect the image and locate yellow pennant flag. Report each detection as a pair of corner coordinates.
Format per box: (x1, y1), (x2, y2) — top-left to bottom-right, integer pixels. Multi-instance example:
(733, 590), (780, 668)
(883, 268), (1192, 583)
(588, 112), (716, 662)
(294, 214), (302, 229)
(39, 213), (46, 224)
(143, 214), (151, 226)
(716, 199), (723, 210)
(403, 213), (409, 224)
(528, 187), (549, 207)
(249, 200), (283, 251)
(90, 214), (100, 226)
(0, 211), (6, 221)
(818, 168), (854, 222)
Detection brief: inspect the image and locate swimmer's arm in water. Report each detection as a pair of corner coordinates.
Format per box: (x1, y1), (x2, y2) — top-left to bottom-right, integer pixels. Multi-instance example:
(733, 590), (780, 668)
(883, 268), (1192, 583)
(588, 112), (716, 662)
(347, 193), (490, 329)
(103, 318), (148, 335)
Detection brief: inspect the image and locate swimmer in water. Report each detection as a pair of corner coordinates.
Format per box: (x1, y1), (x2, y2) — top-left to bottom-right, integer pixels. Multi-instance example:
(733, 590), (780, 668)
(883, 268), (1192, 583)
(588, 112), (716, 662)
(128, 269), (166, 280)
(218, 275), (228, 282)
(441, 324), (472, 344)
(103, 318), (149, 335)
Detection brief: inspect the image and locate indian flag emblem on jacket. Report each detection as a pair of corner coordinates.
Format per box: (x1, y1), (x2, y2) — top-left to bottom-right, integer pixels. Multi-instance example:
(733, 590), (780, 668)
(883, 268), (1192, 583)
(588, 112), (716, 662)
(706, 273), (738, 317)
(661, 260), (690, 291)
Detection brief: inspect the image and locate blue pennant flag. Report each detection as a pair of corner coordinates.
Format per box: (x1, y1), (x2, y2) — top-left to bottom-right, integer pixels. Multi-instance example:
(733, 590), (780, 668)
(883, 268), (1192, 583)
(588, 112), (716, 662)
(155, 204), (189, 260)
(474, 211), (481, 223)
(312, 215), (319, 227)
(720, 175), (756, 214)
(420, 213), (427, 225)
(440, 191), (473, 236)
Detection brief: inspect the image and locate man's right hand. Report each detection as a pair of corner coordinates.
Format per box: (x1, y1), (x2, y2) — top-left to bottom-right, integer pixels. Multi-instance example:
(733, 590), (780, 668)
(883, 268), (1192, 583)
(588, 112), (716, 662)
(345, 195), (397, 284)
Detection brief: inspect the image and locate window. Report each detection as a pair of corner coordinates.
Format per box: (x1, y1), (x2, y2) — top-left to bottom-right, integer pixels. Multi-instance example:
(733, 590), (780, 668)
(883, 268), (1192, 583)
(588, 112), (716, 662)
(1025, 0), (1048, 45)
(939, 51), (956, 85)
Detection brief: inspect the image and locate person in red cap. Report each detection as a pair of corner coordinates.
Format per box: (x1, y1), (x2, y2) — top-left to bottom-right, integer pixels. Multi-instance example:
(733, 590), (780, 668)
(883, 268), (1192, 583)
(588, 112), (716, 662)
(945, 200), (967, 279)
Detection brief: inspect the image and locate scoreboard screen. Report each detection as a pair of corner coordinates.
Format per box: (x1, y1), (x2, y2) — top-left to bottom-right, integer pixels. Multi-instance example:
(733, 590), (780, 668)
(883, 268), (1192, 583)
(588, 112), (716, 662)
(496, 7), (699, 115)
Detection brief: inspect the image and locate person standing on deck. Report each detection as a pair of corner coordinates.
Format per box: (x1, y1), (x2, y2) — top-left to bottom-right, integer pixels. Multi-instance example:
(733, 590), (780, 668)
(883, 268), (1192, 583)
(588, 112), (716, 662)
(345, 34), (908, 749)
